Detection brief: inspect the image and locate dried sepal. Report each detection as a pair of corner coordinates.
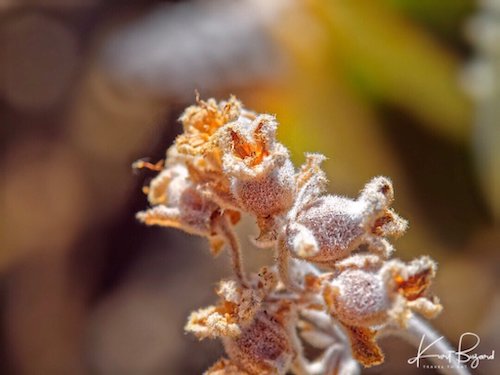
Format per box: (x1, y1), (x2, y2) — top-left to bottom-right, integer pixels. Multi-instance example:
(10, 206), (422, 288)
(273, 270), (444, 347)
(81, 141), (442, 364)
(390, 255), (437, 301)
(293, 153), (328, 212)
(185, 279), (263, 340)
(217, 280), (263, 325)
(343, 325), (384, 367)
(186, 305), (242, 340)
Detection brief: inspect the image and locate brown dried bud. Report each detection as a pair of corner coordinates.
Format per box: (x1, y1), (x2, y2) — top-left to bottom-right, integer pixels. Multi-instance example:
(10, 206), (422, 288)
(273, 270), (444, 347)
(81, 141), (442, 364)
(222, 302), (296, 375)
(144, 162), (189, 206)
(136, 177), (220, 238)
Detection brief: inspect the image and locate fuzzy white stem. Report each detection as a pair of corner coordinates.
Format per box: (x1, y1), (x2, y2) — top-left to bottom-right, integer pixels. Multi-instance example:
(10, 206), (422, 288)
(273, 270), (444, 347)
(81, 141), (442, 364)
(216, 213), (247, 284)
(382, 314), (471, 375)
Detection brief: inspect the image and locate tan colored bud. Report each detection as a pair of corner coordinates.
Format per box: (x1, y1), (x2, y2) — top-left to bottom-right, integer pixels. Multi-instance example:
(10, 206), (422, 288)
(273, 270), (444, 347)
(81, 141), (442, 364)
(323, 255), (442, 329)
(285, 177), (408, 265)
(222, 302), (296, 375)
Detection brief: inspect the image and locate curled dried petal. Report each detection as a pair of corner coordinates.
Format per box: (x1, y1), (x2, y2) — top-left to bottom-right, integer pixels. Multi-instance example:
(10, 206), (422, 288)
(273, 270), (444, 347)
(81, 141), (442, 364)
(145, 163), (189, 206)
(186, 305), (242, 340)
(343, 325), (384, 367)
(185, 280), (265, 340)
(177, 96), (243, 155)
(389, 256), (437, 301)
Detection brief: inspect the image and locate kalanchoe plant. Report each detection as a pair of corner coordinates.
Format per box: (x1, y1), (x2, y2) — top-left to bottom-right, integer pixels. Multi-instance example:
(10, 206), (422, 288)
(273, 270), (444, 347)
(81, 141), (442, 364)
(135, 97), (466, 375)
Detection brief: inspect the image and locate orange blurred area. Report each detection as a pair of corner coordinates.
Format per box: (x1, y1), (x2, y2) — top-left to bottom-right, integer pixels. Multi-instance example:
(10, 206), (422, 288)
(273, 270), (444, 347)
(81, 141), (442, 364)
(0, 1), (498, 374)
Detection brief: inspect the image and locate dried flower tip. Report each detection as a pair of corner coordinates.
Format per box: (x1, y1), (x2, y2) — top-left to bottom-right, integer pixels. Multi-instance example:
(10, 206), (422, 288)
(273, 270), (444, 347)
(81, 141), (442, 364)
(218, 114), (283, 178)
(389, 255), (437, 301)
(359, 176), (393, 209)
(185, 280), (263, 340)
(184, 281), (260, 340)
(178, 96), (243, 150)
(131, 158), (164, 172)
(222, 302), (296, 375)
(186, 305), (242, 340)
(293, 153), (328, 208)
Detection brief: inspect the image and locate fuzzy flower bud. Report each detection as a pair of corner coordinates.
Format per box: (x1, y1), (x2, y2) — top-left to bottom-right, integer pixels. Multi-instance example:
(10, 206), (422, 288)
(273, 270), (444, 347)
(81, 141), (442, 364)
(322, 254), (442, 367)
(221, 301), (296, 375)
(324, 254), (441, 328)
(285, 177), (408, 265)
(215, 114), (296, 239)
(136, 170), (221, 238)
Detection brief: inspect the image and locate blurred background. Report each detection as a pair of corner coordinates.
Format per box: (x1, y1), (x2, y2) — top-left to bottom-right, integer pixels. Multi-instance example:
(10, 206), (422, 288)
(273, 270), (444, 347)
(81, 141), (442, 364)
(0, 0), (498, 374)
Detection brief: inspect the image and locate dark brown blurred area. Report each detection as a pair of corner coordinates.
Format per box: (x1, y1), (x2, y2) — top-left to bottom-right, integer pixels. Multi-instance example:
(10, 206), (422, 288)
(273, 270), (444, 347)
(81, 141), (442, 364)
(0, 1), (498, 374)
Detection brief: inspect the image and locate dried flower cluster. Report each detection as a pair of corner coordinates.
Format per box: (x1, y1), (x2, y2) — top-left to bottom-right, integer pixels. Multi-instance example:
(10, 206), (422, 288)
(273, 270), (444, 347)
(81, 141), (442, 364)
(135, 97), (443, 374)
